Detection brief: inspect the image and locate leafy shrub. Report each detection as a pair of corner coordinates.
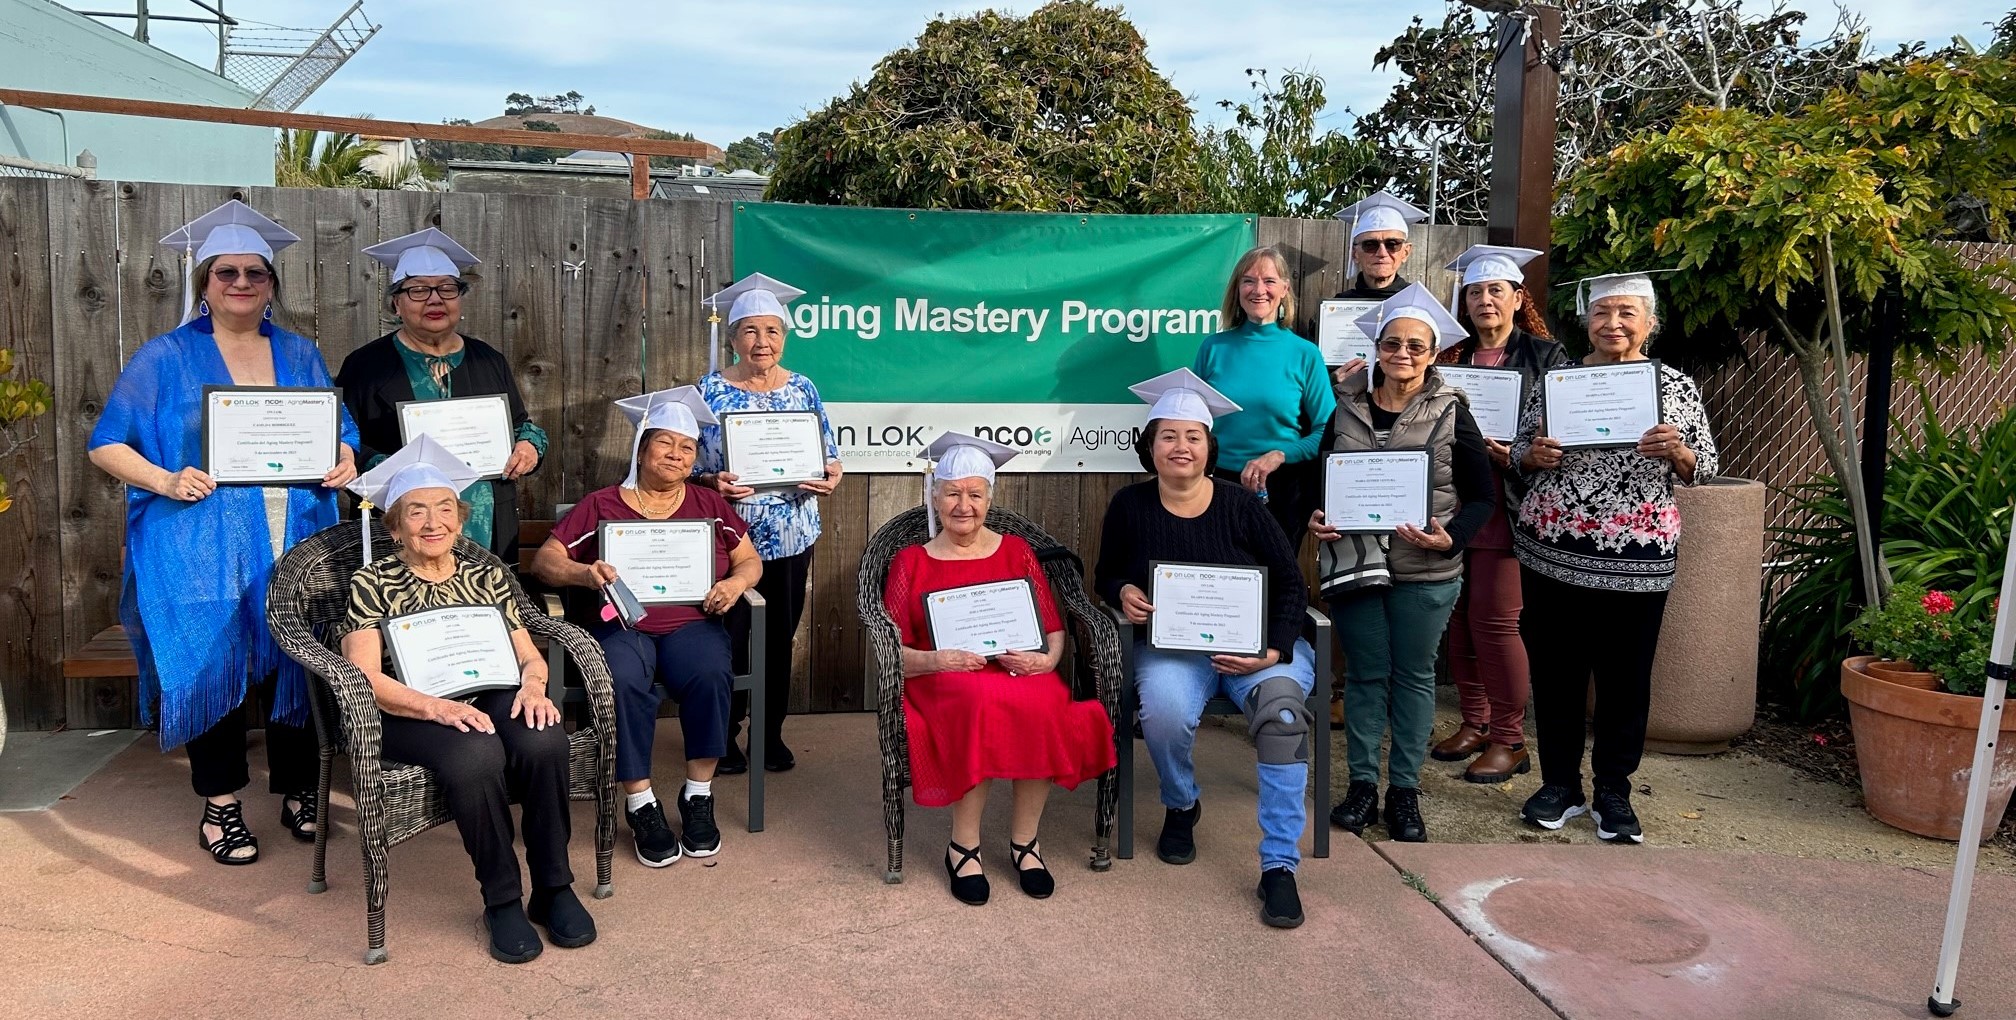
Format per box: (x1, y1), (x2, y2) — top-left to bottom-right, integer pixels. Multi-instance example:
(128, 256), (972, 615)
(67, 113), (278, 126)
(1849, 585), (1998, 696)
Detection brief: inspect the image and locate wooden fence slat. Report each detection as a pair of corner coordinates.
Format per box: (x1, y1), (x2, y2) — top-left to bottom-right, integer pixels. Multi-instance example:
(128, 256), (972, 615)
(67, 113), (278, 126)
(806, 474), (871, 713)
(311, 189), (382, 369)
(482, 194), (568, 518)
(240, 186), (322, 340)
(0, 178), (65, 729)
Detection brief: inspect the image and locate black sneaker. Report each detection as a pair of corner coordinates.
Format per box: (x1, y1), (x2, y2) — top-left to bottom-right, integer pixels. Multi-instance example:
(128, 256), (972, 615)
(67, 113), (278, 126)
(717, 741), (750, 776)
(1156, 800), (1201, 865)
(678, 793), (721, 858)
(483, 901), (543, 964)
(1520, 783), (1588, 830)
(1329, 780), (1379, 834)
(1256, 867), (1304, 929)
(625, 799), (681, 867)
(1593, 789), (1644, 844)
(527, 885), (597, 949)
(1382, 786), (1427, 843)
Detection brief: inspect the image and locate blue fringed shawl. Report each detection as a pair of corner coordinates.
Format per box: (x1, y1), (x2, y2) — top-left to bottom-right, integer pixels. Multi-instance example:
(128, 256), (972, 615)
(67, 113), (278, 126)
(89, 319), (360, 750)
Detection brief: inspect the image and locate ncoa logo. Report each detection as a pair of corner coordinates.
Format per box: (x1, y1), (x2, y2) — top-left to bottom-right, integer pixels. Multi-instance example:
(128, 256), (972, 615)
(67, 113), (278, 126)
(971, 424), (1054, 448)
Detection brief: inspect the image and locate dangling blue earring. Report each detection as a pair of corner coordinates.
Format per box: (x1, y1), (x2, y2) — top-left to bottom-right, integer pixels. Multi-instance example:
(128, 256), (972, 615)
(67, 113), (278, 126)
(263, 305), (273, 321)
(198, 298), (210, 318)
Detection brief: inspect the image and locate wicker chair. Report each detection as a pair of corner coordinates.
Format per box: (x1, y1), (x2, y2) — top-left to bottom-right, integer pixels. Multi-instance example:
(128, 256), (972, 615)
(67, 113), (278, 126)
(857, 505), (1123, 883)
(265, 522), (618, 965)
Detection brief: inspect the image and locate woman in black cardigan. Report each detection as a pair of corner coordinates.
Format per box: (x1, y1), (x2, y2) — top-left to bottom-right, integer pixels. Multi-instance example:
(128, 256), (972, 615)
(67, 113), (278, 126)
(336, 228), (548, 563)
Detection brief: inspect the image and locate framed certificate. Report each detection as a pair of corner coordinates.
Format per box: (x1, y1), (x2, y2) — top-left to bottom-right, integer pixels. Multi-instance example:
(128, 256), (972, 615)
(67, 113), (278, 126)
(380, 604), (522, 700)
(1324, 450), (1431, 533)
(201, 385), (341, 485)
(723, 411), (828, 488)
(397, 394), (513, 479)
(1148, 561), (1268, 657)
(1316, 300), (1382, 367)
(1542, 361), (1664, 449)
(923, 579), (1045, 657)
(598, 519), (716, 605)
(1436, 365), (1524, 442)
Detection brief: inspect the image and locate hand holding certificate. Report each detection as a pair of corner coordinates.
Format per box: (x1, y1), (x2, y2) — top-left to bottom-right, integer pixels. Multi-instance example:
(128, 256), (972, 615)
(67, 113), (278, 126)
(1542, 361), (1664, 448)
(599, 520), (715, 604)
(381, 605), (523, 700)
(398, 394), (513, 479)
(1317, 300), (1382, 368)
(1148, 562), (1267, 657)
(723, 411), (828, 488)
(1436, 366), (1524, 442)
(1323, 450), (1431, 533)
(202, 386), (341, 484)
(923, 579), (1044, 657)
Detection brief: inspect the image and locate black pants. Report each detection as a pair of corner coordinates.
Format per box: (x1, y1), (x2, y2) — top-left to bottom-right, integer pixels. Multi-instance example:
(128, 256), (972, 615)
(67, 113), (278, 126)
(1213, 457), (1317, 560)
(1520, 567), (1669, 793)
(729, 547), (812, 751)
(379, 688), (574, 907)
(185, 688), (317, 798)
(597, 619), (734, 782)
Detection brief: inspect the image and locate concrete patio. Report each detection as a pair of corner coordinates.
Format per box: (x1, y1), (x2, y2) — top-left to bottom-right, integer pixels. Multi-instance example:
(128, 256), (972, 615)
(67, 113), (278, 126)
(2, 712), (2014, 1019)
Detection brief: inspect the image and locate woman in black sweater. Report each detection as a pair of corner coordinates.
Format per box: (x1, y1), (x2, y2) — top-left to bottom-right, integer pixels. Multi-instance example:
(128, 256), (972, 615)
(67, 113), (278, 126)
(1094, 368), (1315, 931)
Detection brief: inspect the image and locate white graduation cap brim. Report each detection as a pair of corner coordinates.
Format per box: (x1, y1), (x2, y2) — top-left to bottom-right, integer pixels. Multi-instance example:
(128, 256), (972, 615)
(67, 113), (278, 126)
(615, 386), (718, 489)
(362, 227), (481, 285)
(1447, 245), (1543, 288)
(1573, 269), (1677, 316)
(917, 430), (1021, 536)
(703, 272), (807, 373)
(161, 200), (301, 325)
(1128, 367), (1241, 429)
(1352, 282), (1469, 352)
(346, 433), (482, 560)
(1335, 191), (1428, 240)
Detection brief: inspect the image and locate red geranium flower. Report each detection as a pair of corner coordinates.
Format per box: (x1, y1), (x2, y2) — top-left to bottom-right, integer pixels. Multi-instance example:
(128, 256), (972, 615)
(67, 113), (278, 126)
(1923, 590), (1956, 615)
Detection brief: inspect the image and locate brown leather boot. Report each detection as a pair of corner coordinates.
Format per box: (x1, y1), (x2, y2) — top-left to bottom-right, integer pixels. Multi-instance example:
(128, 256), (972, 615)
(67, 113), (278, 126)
(1430, 722), (1489, 762)
(1464, 743), (1531, 784)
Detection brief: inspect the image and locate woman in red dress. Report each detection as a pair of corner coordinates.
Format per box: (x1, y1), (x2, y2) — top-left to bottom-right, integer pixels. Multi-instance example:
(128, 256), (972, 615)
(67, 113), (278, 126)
(883, 433), (1116, 906)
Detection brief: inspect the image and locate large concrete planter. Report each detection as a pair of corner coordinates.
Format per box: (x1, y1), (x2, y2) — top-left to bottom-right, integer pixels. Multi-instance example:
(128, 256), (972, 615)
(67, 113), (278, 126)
(1644, 477), (1764, 754)
(1841, 655), (2016, 841)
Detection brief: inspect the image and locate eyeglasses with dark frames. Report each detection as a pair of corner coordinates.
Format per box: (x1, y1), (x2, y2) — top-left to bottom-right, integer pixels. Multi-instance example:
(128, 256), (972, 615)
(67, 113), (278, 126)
(1376, 338), (1432, 356)
(396, 282), (469, 301)
(210, 266), (272, 286)
(1356, 238), (1408, 254)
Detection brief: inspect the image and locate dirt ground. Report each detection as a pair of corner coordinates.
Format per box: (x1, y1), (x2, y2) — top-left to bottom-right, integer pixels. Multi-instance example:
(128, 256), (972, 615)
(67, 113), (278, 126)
(1316, 686), (2016, 876)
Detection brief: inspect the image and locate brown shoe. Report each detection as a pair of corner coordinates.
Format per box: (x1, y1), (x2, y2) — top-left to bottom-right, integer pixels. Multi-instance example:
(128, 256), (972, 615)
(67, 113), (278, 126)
(1430, 723), (1489, 762)
(1464, 743), (1531, 784)
(1329, 693), (1345, 731)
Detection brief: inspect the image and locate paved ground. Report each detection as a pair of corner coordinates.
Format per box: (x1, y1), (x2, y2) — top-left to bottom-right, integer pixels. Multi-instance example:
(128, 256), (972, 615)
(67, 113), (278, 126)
(2, 712), (2012, 1019)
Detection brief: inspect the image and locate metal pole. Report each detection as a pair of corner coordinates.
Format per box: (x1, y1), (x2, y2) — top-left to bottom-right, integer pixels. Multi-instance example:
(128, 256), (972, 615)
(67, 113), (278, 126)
(216, 0), (227, 75)
(135, 0), (149, 43)
(1855, 295), (1898, 605)
(1927, 512), (2016, 1016)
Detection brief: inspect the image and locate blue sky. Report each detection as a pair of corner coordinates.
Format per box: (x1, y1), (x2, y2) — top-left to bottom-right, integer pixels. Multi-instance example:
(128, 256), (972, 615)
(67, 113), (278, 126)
(67, 0), (2011, 149)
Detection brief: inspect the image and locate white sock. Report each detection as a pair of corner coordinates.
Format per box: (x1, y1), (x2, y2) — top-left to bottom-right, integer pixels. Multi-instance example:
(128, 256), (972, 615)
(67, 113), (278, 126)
(625, 787), (657, 812)
(682, 779), (713, 801)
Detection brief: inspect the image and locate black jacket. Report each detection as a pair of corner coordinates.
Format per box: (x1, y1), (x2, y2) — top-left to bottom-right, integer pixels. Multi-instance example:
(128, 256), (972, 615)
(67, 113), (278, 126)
(1334, 273), (1412, 301)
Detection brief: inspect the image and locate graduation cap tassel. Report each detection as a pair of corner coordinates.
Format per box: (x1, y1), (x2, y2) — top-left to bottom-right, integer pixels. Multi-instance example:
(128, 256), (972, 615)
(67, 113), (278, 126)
(359, 500), (374, 562)
(708, 309), (721, 375)
(178, 250), (196, 326)
(923, 463), (937, 538)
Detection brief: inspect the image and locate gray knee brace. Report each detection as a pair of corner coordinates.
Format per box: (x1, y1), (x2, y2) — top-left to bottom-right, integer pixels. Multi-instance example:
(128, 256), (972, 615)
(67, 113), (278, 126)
(1246, 676), (1312, 766)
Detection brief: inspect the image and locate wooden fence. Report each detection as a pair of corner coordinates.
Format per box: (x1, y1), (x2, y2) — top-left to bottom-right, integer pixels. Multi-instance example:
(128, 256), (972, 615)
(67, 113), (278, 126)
(0, 177), (1484, 731)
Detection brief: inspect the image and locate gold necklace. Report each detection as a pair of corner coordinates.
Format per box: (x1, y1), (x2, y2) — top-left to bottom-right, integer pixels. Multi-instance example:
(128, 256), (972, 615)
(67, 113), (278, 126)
(628, 485), (686, 518)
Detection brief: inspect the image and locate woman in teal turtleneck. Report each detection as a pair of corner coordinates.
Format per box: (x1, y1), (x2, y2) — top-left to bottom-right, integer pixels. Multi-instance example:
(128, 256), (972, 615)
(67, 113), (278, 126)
(1192, 246), (1337, 552)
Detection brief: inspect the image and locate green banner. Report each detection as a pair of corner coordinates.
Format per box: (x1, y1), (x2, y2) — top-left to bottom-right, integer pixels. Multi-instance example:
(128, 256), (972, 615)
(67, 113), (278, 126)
(731, 204), (1255, 471)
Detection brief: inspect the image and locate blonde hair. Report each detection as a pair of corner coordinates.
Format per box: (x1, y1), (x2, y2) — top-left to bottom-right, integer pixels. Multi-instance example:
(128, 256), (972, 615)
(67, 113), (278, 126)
(1219, 247), (1296, 329)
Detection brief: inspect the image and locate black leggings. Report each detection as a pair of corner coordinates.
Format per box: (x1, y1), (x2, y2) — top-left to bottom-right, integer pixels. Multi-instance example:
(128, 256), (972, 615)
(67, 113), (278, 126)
(184, 682), (317, 798)
(1520, 567), (1669, 793)
(729, 547), (812, 750)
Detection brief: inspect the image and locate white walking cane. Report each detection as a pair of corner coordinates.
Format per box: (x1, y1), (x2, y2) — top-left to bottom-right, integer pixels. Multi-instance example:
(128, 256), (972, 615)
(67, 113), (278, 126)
(1927, 511), (2016, 1016)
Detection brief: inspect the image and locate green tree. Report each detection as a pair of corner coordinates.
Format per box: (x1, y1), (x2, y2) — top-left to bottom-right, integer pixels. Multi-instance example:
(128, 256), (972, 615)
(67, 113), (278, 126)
(514, 120), (570, 163)
(644, 129), (702, 170)
(1554, 53), (2016, 606)
(768, 0), (1205, 212)
(1196, 69), (1382, 217)
(720, 130), (779, 174)
(0, 347), (52, 516)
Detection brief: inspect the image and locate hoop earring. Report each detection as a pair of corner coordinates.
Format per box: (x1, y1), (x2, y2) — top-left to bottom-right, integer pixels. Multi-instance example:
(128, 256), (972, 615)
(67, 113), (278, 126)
(198, 298), (210, 318)
(263, 305), (274, 322)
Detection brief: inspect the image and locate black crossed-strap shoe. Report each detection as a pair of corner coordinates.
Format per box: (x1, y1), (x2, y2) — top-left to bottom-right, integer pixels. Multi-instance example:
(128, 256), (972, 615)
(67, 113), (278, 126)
(198, 800), (259, 865)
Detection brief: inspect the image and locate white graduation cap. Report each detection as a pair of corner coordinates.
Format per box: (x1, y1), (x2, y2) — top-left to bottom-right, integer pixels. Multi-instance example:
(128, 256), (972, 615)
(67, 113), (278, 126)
(1444, 245), (1543, 311)
(1352, 281), (1469, 353)
(916, 431), (1020, 536)
(702, 273), (807, 375)
(362, 227), (481, 285)
(1572, 269), (1677, 316)
(345, 434), (482, 561)
(614, 386), (718, 489)
(1334, 190), (1429, 281)
(159, 199), (300, 325)
(1128, 368), (1242, 429)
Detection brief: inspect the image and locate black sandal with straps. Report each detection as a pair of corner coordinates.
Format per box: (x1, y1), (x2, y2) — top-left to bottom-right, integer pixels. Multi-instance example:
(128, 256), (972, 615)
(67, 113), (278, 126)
(943, 840), (990, 906)
(198, 800), (260, 865)
(280, 792), (318, 843)
(1009, 838), (1055, 899)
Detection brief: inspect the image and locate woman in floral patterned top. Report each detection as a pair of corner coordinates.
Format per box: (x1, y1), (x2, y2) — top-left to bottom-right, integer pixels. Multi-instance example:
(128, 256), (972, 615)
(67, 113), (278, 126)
(1507, 271), (1718, 847)
(693, 275), (843, 774)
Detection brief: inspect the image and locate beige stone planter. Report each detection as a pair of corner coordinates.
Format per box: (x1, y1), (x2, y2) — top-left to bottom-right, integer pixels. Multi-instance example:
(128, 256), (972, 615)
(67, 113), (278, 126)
(1645, 477), (1764, 754)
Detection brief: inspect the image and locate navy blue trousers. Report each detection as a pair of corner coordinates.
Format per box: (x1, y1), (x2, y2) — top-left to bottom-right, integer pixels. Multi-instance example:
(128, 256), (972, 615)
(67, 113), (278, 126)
(596, 618), (734, 782)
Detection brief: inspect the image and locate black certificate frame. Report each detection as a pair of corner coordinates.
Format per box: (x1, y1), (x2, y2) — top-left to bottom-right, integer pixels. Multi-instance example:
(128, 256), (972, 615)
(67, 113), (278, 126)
(597, 518), (716, 606)
(378, 603), (522, 701)
(1540, 359), (1666, 451)
(1434, 364), (1525, 442)
(721, 410), (829, 488)
(200, 384), (342, 485)
(395, 393), (514, 481)
(921, 577), (1047, 658)
(1322, 448), (1433, 535)
(1146, 559), (1270, 658)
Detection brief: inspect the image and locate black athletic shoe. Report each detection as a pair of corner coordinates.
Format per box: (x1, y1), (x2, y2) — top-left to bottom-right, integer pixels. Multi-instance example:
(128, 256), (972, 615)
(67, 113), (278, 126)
(1593, 789), (1645, 844)
(1329, 780), (1380, 834)
(1156, 800), (1201, 865)
(1520, 783), (1588, 831)
(527, 885), (597, 949)
(1382, 786), (1427, 843)
(717, 741), (750, 776)
(483, 901), (543, 964)
(625, 799), (681, 867)
(678, 793), (722, 858)
(1256, 867), (1305, 929)
(763, 741), (797, 772)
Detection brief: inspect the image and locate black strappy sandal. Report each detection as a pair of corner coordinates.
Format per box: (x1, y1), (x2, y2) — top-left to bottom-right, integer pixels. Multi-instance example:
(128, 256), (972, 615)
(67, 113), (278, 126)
(944, 840), (990, 906)
(1009, 838), (1055, 899)
(198, 800), (259, 865)
(280, 792), (318, 843)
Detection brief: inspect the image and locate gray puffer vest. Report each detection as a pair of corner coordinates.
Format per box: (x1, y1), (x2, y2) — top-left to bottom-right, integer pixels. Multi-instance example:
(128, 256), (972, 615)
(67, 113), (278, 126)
(1327, 371), (1465, 585)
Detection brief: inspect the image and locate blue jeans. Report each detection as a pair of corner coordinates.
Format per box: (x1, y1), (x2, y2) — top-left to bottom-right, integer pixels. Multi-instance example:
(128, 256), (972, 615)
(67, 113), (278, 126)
(1134, 638), (1316, 872)
(1330, 577), (1463, 790)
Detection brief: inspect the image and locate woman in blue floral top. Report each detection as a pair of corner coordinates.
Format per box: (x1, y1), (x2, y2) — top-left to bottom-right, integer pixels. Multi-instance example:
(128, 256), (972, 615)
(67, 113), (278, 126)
(694, 275), (843, 773)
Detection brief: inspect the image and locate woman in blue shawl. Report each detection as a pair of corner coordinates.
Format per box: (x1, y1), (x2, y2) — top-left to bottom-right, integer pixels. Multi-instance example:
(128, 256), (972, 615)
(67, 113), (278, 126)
(87, 200), (360, 866)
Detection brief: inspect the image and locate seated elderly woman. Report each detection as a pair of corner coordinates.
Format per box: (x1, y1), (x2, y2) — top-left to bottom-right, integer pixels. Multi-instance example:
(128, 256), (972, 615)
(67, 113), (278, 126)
(882, 433), (1116, 905)
(531, 387), (762, 870)
(338, 436), (591, 965)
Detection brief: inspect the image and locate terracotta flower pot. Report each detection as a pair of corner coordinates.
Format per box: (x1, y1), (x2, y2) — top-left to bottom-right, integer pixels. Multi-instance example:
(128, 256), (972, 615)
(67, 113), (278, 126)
(1841, 655), (2016, 841)
(1862, 659), (1943, 691)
